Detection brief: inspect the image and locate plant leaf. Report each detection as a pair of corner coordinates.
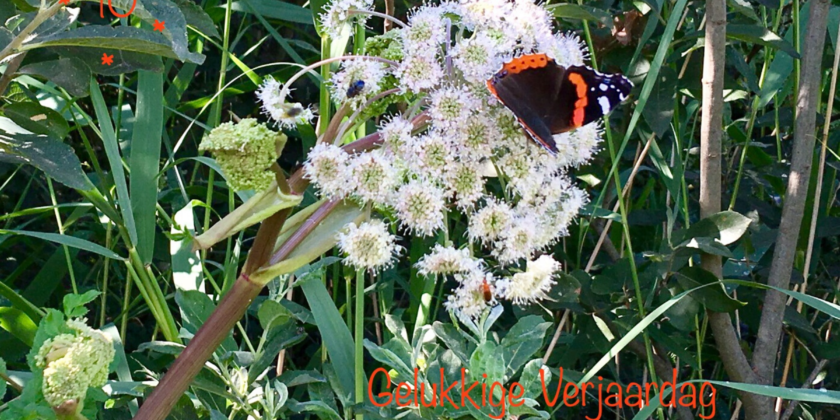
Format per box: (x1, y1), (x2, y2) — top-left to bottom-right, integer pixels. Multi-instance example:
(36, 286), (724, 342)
(4, 101), (70, 139)
(674, 267), (745, 312)
(300, 276), (356, 401)
(1, 229), (124, 260)
(0, 307), (37, 346)
(501, 316), (551, 376)
(0, 131), (90, 190)
(229, 0), (313, 25)
(727, 24), (799, 58)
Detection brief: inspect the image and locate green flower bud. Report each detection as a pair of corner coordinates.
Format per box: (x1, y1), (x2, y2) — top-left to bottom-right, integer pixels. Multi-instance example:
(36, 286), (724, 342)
(199, 119), (287, 192)
(35, 319), (115, 408)
(364, 29), (404, 62)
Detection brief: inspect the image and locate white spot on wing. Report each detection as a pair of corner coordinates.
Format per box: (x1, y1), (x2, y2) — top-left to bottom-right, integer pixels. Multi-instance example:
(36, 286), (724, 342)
(599, 84), (608, 91)
(598, 96), (611, 115)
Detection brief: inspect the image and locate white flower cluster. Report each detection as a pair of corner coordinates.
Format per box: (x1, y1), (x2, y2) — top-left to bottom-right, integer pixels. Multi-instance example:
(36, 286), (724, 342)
(296, 0), (599, 318)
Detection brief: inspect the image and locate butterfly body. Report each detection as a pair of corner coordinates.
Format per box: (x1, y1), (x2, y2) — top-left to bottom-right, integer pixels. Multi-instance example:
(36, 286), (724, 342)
(487, 53), (632, 154)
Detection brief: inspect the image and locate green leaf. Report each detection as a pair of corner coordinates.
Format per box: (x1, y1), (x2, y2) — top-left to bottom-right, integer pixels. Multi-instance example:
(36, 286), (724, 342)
(101, 324), (138, 416)
(22, 26), (178, 73)
(678, 210), (752, 246)
(674, 267), (745, 312)
(364, 338), (414, 380)
(1, 229), (124, 260)
(175, 291), (237, 354)
(17, 56), (90, 96)
(758, 49), (794, 108)
(518, 359), (547, 400)
(90, 79), (137, 246)
(130, 70), (164, 264)
(470, 341), (505, 386)
(172, 0), (221, 38)
(0, 131), (89, 190)
(501, 316), (551, 376)
(229, 0), (313, 25)
(62, 290), (101, 318)
(249, 319), (305, 383)
(299, 277), (356, 401)
(641, 66), (677, 137)
(727, 24), (800, 58)
(548, 4), (612, 27)
(0, 308), (37, 346)
(432, 321), (472, 365)
(3, 102), (70, 139)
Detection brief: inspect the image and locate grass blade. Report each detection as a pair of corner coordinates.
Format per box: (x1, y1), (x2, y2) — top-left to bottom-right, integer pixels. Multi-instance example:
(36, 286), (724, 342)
(90, 78), (137, 246)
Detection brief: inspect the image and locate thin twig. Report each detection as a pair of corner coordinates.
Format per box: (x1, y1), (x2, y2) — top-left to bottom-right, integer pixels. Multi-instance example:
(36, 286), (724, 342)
(780, 359), (829, 420)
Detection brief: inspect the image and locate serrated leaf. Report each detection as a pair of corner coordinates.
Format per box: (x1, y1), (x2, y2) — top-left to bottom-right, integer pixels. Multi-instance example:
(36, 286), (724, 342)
(0, 131), (90, 189)
(727, 24), (799, 58)
(674, 267), (745, 313)
(18, 57), (91, 97)
(4, 102), (70, 139)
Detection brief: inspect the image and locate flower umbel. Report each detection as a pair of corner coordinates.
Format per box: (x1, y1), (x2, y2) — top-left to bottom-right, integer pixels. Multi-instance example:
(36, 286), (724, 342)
(36, 319), (115, 407)
(337, 219), (399, 271)
(199, 119), (286, 192)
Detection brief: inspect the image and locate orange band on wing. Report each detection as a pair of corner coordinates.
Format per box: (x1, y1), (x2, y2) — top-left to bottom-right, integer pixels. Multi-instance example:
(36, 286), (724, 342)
(501, 53), (550, 74)
(568, 73), (588, 127)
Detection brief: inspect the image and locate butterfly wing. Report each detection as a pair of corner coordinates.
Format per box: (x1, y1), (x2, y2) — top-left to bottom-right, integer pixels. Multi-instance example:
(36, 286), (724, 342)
(549, 65), (633, 134)
(487, 54), (565, 153)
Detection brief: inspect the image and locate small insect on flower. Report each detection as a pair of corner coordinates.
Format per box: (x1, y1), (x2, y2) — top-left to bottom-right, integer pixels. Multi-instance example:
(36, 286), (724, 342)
(346, 80), (366, 98)
(481, 278), (493, 302)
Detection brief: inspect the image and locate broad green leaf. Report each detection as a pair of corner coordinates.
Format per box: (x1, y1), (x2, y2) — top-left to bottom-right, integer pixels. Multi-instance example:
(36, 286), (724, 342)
(277, 370), (327, 387)
(674, 267), (745, 313)
(364, 339), (414, 380)
(0, 308), (37, 346)
(18, 57), (90, 97)
(229, 0), (313, 25)
(758, 50), (793, 108)
(299, 277), (356, 401)
(62, 290), (101, 318)
(727, 24), (800, 58)
(79, 0), (205, 64)
(1, 229), (123, 260)
(518, 359), (547, 400)
(501, 316), (551, 376)
(641, 66), (677, 137)
(21, 26), (177, 70)
(678, 210), (752, 246)
(286, 400), (342, 420)
(0, 131), (89, 190)
(130, 70), (164, 264)
(470, 341), (505, 386)
(548, 4), (612, 27)
(432, 321), (472, 365)
(4, 102), (70, 140)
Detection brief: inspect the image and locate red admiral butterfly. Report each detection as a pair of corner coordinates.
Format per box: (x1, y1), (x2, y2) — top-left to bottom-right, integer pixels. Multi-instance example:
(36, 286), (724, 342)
(487, 53), (632, 154)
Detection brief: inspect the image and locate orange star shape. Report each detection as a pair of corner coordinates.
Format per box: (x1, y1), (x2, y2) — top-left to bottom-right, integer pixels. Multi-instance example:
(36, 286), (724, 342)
(101, 53), (114, 66)
(153, 19), (165, 32)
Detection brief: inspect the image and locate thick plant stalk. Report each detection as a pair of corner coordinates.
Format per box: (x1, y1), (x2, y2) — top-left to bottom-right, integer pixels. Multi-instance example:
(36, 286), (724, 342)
(697, 0), (764, 417)
(753, 2), (831, 419)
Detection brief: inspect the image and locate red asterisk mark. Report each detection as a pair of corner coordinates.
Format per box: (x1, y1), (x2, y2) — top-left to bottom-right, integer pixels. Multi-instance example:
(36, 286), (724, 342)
(101, 53), (114, 66)
(153, 20), (165, 32)
(58, 0), (70, 5)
